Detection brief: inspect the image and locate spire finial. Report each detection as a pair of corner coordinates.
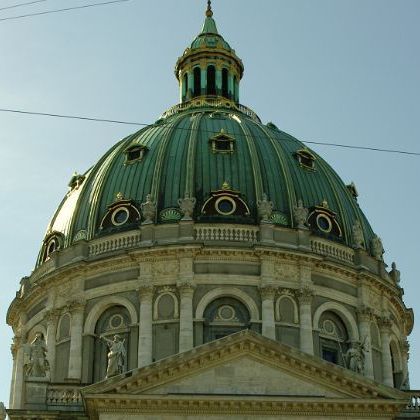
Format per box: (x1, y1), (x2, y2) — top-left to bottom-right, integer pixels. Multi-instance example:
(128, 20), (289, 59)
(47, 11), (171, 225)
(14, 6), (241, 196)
(206, 0), (213, 17)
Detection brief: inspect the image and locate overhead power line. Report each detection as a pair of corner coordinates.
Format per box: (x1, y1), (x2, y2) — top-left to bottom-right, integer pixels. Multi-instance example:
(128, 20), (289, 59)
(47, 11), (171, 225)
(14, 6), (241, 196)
(0, 0), (49, 12)
(0, 107), (419, 157)
(0, 0), (130, 22)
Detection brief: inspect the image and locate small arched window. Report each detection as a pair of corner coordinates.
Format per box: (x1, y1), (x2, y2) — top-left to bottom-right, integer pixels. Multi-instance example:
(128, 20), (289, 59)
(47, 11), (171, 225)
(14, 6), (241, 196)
(203, 297), (250, 343)
(222, 68), (229, 98)
(193, 67), (201, 97)
(183, 73), (188, 99)
(207, 65), (216, 96)
(318, 311), (349, 367)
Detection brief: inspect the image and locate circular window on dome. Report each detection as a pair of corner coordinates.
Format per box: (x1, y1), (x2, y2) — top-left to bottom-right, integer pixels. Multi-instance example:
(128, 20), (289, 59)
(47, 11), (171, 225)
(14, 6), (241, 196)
(111, 207), (130, 226)
(215, 196), (236, 216)
(316, 214), (332, 233)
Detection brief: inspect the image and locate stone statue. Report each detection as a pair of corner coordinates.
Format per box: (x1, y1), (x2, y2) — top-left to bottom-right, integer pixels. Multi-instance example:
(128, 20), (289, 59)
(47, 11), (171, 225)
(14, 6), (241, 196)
(293, 199), (308, 229)
(257, 193), (273, 222)
(24, 332), (49, 377)
(345, 342), (365, 374)
(389, 262), (401, 285)
(178, 193), (196, 220)
(371, 235), (384, 260)
(141, 194), (156, 224)
(352, 220), (364, 249)
(100, 334), (126, 378)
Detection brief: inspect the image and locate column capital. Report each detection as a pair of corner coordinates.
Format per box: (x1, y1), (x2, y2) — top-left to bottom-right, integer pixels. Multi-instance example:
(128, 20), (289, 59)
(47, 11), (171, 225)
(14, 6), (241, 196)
(177, 281), (196, 295)
(11, 335), (24, 360)
(378, 317), (392, 333)
(259, 285), (277, 301)
(296, 287), (314, 304)
(45, 308), (60, 325)
(67, 298), (86, 314)
(357, 306), (374, 322)
(138, 284), (154, 300)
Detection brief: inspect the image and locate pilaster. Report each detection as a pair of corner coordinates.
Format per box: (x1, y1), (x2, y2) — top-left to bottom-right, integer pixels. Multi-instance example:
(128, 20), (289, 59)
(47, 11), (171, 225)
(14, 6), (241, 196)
(379, 317), (394, 387)
(45, 309), (60, 382)
(357, 306), (374, 380)
(67, 300), (86, 381)
(138, 284), (154, 367)
(260, 286), (277, 340)
(178, 281), (195, 352)
(297, 287), (314, 355)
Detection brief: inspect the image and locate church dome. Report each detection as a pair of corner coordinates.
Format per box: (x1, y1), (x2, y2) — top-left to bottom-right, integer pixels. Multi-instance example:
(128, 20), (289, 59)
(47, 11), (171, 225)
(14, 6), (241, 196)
(7, 4), (413, 416)
(37, 2), (377, 267)
(41, 100), (376, 266)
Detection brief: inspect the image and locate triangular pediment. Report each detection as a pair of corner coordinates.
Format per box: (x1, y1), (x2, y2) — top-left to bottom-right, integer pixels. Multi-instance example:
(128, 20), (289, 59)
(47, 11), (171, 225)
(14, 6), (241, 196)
(83, 330), (404, 401)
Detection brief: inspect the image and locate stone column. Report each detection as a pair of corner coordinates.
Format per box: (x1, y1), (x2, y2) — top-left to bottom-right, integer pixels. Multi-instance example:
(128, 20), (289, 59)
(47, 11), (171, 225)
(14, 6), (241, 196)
(67, 301), (85, 381)
(138, 285), (154, 367)
(178, 282), (195, 352)
(260, 286), (277, 340)
(357, 307), (374, 380)
(10, 335), (25, 409)
(379, 318), (394, 387)
(297, 287), (314, 355)
(45, 309), (59, 382)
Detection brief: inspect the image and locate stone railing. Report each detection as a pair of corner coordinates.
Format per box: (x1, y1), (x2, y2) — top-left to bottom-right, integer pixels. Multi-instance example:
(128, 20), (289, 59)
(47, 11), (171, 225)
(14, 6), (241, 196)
(159, 97), (261, 123)
(194, 225), (259, 243)
(47, 385), (83, 407)
(310, 238), (355, 264)
(89, 232), (141, 256)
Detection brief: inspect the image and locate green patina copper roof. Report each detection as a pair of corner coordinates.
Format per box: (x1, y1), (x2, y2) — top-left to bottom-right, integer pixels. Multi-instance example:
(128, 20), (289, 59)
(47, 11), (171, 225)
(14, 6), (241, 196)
(189, 5), (232, 52)
(43, 103), (375, 264)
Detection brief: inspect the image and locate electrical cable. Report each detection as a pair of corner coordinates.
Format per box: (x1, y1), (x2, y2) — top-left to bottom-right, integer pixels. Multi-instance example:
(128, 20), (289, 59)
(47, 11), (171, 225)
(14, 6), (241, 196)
(0, 107), (419, 156)
(0, 0), (49, 12)
(0, 0), (130, 22)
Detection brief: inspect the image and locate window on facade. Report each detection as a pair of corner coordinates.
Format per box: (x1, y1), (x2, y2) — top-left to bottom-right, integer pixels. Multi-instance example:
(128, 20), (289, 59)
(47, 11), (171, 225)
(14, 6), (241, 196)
(183, 73), (188, 97)
(207, 65), (216, 95)
(233, 76), (237, 101)
(193, 67), (201, 97)
(203, 297), (250, 343)
(222, 68), (229, 98)
(318, 311), (349, 367)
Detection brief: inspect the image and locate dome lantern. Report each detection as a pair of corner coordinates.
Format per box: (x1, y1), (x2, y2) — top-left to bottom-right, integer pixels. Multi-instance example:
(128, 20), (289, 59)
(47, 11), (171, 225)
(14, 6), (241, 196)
(175, 0), (244, 104)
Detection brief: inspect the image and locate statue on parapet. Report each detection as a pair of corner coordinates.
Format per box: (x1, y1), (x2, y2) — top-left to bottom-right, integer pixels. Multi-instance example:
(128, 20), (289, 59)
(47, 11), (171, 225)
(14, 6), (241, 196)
(24, 332), (49, 378)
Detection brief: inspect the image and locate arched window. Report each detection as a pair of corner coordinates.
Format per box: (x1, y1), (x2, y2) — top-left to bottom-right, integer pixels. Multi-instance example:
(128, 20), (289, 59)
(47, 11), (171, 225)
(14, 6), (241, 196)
(193, 67), (201, 97)
(390, 340), (403, 388)
(203, 297), (250, 343)
(318, 311), (349, 366)
(222, 68), (229, 98)
(93, 305), (130, 382)
(207, 65), (216, 96)
(183, 73), (188, 99)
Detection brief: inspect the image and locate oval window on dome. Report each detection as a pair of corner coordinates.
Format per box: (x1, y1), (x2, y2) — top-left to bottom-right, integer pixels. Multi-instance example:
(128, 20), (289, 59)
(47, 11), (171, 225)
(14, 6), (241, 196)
(41, 232), (63, 262)
(295, 149), (316, 170)
(215, 196), (236, 216)
(111, 207), (130, 226)
(316, 213), (332, 233)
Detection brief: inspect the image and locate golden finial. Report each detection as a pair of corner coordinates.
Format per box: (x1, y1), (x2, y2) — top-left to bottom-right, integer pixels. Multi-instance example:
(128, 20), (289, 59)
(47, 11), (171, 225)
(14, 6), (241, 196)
(116, 192), (124, 200)
(222, 181), (231, 190)
(206, 0), (213, 17)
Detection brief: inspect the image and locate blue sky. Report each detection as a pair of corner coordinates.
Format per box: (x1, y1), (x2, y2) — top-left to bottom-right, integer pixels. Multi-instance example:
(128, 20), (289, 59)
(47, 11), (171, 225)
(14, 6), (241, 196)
(0, 0), (419, 405)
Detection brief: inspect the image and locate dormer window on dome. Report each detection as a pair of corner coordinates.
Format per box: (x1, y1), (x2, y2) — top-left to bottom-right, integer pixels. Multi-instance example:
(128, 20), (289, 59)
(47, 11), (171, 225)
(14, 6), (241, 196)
(41, 232), (64, 262)
(124, 145), (148, 164)
(308, 201), (342, 238)
(210, 130), (235, 154)
(295, 149), (316, 170)
(201, 182), (250, 219)
(100, 193), (140, 231)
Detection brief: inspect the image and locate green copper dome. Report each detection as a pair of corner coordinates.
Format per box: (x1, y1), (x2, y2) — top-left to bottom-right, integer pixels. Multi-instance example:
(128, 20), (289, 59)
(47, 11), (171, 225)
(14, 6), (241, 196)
(37, 3), (377, 266)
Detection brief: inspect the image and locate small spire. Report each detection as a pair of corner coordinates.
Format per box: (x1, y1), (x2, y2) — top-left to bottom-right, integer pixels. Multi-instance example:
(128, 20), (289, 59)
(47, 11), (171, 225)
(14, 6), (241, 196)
(206, 0), (213, 17)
